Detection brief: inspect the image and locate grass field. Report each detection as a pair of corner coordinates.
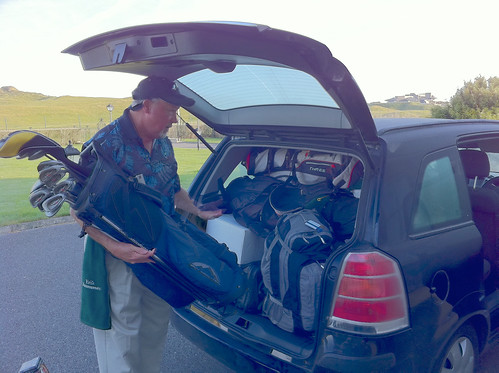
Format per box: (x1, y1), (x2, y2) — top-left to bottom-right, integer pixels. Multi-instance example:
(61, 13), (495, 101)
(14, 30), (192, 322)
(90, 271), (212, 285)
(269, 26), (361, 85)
(0, 148), (212, 227)
(0, 88), (435, 227)
(0, 88), (208, 136)
(369, 102), (432, 118)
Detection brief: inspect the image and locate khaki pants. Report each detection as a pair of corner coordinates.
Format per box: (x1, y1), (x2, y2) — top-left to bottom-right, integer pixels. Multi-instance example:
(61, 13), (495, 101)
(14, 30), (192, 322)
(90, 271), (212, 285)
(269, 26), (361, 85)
(93, 252), (171, 373)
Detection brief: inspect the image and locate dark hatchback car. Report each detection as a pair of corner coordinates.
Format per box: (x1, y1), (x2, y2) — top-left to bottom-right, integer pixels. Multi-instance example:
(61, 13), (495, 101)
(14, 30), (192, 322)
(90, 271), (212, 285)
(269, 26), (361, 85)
(64, 22), (498, 372)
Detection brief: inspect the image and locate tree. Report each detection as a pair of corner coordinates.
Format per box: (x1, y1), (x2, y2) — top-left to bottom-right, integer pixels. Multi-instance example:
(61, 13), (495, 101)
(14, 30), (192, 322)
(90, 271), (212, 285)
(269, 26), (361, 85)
(431, 76), (499, 120)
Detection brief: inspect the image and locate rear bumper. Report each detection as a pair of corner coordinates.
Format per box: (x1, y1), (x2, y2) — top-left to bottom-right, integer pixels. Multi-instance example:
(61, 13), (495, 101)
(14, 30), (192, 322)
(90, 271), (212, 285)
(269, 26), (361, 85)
(316, 351), (395, 372)
(171, 307), (401, 373)
(171, 309), (293, 372)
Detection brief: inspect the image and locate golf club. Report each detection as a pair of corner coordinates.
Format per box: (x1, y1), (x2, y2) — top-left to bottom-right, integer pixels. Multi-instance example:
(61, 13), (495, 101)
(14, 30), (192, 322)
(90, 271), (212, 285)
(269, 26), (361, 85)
(38, 164), (68, 187)
(53, 178), (76, 195)
(29, 185), (54, 210)
(37, 159), (64, 172)
(41, 193), (66, 217)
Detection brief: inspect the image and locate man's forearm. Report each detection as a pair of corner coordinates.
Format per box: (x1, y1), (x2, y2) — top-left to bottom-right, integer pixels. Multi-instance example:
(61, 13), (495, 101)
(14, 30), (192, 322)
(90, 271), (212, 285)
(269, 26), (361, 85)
(174, 188), (201, 216)
(71, 208), (119, 252)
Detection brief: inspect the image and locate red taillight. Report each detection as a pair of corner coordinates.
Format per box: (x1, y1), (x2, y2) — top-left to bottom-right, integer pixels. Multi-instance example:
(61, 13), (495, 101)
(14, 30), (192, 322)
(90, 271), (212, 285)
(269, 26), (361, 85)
(329, 252), (409, 335)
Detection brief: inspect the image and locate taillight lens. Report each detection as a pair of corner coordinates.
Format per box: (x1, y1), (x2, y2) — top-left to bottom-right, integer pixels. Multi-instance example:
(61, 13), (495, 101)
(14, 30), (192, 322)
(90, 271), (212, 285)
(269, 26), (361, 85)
(328, 252), (409, 335)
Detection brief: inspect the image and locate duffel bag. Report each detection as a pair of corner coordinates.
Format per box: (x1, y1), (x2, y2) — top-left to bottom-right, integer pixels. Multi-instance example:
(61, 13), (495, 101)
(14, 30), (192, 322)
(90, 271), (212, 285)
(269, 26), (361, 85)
(224, 175), (283, 236)
(321, 190), (359, 242)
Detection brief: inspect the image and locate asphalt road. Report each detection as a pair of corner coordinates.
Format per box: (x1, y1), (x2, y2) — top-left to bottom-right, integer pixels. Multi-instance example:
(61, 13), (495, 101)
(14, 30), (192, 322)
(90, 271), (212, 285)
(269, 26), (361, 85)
(1, 221), (497, 372)
(0, 221), (234, 373)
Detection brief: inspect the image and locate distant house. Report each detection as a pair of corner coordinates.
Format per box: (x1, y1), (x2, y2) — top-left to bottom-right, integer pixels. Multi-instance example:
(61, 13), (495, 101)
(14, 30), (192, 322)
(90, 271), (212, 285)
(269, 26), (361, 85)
(386, 92), (437, 104)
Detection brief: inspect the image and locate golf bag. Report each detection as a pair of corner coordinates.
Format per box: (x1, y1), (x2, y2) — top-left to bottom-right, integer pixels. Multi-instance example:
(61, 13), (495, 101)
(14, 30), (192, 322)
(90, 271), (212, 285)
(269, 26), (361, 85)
(0, 131), (246, 309)
(71, 142), (246, 307)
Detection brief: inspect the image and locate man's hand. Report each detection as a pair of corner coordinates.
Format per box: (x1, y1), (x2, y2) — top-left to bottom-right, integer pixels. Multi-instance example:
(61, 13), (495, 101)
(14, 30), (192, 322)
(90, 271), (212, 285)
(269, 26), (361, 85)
(198, 208), (223, 220)
(108, 243), (156, 264)
(71, 208), (156, 264)
(174, 188), (223, 220)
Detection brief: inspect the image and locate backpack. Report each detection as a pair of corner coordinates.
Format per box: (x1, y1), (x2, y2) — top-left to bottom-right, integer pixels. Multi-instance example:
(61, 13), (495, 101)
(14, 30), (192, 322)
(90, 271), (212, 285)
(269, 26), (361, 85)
(261, 209), (334, 333)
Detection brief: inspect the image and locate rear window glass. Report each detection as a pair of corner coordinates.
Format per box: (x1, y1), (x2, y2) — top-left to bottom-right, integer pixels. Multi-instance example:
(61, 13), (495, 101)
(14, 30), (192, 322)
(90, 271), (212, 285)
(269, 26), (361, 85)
(412, 156), (464, 232)
(178, 65), (339, 110)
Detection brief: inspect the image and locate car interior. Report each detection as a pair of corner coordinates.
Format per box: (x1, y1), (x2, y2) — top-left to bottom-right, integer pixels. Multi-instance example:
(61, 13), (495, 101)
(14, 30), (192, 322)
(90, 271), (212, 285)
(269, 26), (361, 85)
(184, 141), (363, 322)
(459, 143), (499, 291)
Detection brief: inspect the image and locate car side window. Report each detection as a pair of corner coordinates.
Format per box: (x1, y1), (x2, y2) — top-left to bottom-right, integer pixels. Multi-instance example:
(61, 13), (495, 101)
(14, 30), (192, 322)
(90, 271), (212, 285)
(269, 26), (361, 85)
(223, 163), (249, 188)
(412, 155), (464, 232)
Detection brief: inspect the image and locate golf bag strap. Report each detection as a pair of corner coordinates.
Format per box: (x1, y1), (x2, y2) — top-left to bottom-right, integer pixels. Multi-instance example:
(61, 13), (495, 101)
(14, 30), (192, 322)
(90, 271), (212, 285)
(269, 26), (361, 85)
(91, 141), (164, 208)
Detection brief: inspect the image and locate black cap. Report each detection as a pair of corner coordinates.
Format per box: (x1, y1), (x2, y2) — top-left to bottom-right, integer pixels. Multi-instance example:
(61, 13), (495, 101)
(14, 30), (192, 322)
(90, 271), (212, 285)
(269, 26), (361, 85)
(132, 76), (195, 107)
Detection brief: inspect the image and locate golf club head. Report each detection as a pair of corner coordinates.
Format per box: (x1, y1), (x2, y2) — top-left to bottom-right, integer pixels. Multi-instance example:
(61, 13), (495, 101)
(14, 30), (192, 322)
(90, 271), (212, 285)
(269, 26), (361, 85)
(29, 185), (54, 210)
(39, 164), (68, 187)
(30, 179), (46, 193)
(62, 181), (82, 206)
(37, 159), (64, 172)
(0, 130), (65, 161)
(53, 178), (76, 195)
(41, 193), (66, 217)
(18, 149), (47, 160)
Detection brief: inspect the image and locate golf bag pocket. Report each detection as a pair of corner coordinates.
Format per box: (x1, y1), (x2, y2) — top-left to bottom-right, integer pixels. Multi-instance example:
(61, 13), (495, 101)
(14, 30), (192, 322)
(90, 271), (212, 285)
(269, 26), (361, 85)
(332, 157), (364, 190)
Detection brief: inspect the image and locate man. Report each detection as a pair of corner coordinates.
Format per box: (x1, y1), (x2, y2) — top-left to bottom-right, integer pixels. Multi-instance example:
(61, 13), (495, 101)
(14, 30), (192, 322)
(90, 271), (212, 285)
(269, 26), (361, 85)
(72, 76), (222, 373)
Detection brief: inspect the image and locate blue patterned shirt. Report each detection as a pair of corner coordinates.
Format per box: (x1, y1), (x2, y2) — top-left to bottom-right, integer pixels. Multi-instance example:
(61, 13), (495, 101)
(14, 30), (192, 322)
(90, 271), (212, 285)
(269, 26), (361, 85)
(83, 108), (180, 215)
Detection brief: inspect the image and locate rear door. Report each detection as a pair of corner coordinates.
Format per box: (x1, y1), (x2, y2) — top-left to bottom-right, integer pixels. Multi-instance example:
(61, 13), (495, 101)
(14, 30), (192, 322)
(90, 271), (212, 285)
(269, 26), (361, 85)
(63, 22), (378, 146)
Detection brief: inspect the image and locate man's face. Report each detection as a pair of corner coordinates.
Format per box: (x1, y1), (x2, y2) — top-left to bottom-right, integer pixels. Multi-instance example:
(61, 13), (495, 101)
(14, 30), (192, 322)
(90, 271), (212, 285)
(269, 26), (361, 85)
(148, 99), (179, 138)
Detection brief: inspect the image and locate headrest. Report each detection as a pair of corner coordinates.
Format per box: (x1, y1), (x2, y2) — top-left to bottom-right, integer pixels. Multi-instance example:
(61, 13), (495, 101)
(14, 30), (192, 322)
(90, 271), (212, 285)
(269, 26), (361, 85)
(460, 149), (490, 179)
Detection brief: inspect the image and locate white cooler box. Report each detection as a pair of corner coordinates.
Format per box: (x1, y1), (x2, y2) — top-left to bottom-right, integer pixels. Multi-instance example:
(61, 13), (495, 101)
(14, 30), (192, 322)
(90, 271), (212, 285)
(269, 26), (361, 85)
(206, 214), (265, 264)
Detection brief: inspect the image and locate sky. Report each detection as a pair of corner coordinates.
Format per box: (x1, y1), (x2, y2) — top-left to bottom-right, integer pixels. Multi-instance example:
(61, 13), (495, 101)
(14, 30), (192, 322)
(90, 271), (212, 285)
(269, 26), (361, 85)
(0, 0), (498, 103)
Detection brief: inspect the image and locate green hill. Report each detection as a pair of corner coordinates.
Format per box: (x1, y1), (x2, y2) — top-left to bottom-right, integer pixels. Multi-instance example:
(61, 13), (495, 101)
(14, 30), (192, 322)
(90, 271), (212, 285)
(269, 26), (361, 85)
(0, 86), (434, 134)
(369, 102), (432, 118)
(0, 86), (203, 145)
(0, 86), (131, 130)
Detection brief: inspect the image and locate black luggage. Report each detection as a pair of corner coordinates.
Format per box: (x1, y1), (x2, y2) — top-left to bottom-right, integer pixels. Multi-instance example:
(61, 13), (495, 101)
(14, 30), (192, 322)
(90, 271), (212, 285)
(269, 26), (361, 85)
(224, 175), (283, 237)
(321, 190), (359, 241)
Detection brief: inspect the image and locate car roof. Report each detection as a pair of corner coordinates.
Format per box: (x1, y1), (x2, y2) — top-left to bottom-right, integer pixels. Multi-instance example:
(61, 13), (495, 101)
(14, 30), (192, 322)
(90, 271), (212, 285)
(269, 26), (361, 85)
(375, 117), (499, 135)
(374, 118), (499, 156)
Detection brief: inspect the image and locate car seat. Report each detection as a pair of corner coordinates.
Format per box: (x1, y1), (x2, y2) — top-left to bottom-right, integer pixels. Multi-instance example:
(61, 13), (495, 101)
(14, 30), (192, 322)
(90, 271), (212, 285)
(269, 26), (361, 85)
(460, 149), (490, 188)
